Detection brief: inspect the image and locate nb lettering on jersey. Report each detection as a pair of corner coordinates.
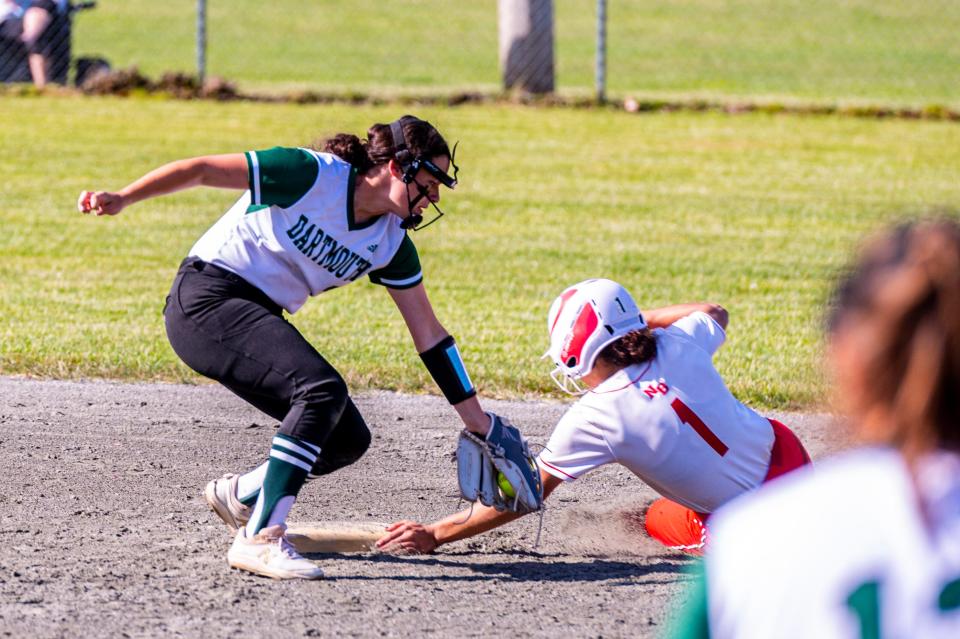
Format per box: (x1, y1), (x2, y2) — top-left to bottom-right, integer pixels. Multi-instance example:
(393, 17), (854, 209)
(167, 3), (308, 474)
(642, 379), (670, 399)
(287, 215), (373, 282)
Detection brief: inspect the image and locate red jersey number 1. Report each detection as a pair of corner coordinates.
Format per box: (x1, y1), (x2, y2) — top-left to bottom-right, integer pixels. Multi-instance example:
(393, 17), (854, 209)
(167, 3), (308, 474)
(671, 398), (729, 456)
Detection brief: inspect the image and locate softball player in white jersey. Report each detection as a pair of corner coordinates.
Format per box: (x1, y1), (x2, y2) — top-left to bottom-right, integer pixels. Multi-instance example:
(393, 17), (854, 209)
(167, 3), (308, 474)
(378, 278), (810, 554)
(665, 219), (960, 639)
(78, 115), (516, 580)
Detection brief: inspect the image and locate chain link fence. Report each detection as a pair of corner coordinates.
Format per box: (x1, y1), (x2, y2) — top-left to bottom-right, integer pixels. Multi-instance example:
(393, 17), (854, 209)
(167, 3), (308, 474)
(2, 1), (958, 107)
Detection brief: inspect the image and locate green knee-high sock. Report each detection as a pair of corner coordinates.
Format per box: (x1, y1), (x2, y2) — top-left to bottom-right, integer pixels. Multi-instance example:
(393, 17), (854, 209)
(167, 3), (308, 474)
(236, 460), (324, 508)
(246, 434), (320, 536)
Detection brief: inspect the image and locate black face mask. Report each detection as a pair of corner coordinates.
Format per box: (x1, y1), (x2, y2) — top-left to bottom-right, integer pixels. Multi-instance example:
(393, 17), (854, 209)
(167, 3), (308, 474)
(390, 118), (459, 231)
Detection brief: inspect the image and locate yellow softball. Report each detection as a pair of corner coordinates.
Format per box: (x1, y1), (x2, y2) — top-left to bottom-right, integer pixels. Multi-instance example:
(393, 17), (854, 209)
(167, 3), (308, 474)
(497, 471), (516, 499)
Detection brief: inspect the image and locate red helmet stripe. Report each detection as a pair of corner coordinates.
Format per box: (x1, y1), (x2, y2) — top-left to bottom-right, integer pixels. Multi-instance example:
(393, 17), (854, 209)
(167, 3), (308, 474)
(561, 304), (599, 364)
(549, 288), (578, 335)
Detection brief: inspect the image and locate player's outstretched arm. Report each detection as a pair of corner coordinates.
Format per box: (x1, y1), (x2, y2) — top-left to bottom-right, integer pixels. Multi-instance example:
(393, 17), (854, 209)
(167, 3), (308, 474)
(642, 302), (728, 330)
(377, 469), (562, 554)
(388, 286), (544, 512)
(77, 153), (249, 217)
(388, 283), (490, 436)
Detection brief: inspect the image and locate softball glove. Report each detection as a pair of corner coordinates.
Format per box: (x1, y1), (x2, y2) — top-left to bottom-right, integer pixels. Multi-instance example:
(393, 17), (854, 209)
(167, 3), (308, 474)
(456, 412), (544, 514)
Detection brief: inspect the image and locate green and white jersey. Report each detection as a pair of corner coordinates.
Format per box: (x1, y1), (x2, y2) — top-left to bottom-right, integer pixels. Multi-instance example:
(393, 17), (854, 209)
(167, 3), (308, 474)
(189, 147), (422, 313)
(666, 448), (960, 639)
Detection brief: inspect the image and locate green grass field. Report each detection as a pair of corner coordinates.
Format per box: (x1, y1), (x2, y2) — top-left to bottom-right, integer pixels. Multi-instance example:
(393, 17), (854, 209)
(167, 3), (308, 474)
(71, 0), (960, 106)
(2, 95), (959, 409)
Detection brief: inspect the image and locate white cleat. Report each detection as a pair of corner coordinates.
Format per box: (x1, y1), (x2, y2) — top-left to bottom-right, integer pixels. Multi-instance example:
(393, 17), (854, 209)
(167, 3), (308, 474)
(204, 473), (252, 532)
(227, 524), (325, 580)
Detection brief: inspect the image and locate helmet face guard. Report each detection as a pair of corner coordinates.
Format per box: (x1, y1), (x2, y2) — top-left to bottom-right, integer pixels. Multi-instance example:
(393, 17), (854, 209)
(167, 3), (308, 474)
(390, 117), (459, 231)
(548, 361), (588, 395)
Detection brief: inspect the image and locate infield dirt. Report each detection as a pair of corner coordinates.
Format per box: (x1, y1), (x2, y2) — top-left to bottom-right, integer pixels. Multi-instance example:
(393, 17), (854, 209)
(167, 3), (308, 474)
(0, 377), (847, 638)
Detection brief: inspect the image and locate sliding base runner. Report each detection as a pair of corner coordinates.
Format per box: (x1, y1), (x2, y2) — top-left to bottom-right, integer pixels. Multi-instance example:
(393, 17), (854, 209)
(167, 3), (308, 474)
(377, 279), (811, 555)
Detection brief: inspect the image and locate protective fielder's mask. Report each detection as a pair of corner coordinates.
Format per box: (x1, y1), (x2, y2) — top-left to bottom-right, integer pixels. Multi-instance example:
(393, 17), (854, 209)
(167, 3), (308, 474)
(390, 117), (459, 231)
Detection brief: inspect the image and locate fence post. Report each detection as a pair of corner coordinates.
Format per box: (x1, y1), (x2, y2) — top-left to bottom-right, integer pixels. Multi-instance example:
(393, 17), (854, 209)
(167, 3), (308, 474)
(498, 0), (555, 94)
(197, 0), (207, 84)
(596, 0), (606, 104)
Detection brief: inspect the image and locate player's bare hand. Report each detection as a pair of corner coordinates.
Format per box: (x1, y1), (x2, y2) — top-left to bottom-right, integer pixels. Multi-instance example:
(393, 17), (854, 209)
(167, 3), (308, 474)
(77, 190), (125, 216)
(376, 521), (438, 554)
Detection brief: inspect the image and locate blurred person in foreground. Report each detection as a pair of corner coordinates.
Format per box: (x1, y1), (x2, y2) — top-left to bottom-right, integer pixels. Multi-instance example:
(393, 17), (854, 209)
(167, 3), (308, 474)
(378, 278), (811, 555)
(665, 218), (960, 639)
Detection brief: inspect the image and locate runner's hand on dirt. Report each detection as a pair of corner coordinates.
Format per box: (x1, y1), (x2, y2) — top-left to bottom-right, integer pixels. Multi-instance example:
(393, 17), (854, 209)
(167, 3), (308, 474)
(377, 521), (438, 554)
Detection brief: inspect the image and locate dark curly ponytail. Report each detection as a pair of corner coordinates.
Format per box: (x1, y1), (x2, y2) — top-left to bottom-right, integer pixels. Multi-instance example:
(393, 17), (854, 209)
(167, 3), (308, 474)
(598, 328), (658, 369)
(318, 115), (450, 175)
(321, 133), (374, 174)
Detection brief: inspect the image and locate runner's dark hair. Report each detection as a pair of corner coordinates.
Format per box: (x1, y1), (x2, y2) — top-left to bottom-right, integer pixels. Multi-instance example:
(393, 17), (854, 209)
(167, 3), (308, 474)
(598, 329), (658, 368)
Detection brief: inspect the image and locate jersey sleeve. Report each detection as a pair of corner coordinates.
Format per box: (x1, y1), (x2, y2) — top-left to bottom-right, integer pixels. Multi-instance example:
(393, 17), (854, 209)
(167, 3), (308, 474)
(537, 405), (616, 482)
(669, 311), (727, 355)
(368, 235), (423, 289)
(661, 561), (712, 639)
(245, 147), (319, 208)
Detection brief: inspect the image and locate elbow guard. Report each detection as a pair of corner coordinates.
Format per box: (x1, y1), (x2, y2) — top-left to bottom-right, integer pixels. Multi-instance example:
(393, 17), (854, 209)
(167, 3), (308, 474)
(419, 335), (476, 405)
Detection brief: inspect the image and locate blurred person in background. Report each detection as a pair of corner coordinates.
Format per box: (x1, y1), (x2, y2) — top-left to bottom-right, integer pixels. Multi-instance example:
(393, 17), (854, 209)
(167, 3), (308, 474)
(378, 278), (811, 555)
(0, 0), (29, 82)
(22, 0), (69, 87)
(0, 0), (29, 27)
(0, 0), (27, 26)
(665, 218), (960, 639)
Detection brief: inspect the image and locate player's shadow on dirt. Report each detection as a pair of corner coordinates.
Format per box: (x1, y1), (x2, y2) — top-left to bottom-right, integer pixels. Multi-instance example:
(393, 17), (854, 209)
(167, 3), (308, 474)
(312, 551), (691, 584)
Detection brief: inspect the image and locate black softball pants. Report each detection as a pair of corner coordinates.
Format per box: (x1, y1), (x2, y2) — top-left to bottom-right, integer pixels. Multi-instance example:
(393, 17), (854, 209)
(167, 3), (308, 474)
(163, 258), (370, 475)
